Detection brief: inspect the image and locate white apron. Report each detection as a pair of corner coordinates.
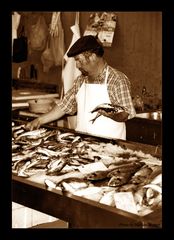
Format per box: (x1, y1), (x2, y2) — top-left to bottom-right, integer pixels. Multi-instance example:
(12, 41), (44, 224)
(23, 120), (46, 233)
(75, 67), (126, 140)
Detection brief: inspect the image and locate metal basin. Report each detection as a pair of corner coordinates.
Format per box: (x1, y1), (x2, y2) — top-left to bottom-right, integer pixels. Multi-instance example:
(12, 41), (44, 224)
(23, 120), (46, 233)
(136, 111), (162, 120)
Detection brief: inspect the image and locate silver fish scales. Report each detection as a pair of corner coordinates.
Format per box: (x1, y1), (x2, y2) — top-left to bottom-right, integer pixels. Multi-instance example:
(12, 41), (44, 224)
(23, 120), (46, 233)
(15, 128), (47, 140)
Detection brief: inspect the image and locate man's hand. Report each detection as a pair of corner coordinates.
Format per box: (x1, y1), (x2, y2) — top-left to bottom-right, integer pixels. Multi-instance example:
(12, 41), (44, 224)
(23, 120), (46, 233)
(25, 118), (42, 131)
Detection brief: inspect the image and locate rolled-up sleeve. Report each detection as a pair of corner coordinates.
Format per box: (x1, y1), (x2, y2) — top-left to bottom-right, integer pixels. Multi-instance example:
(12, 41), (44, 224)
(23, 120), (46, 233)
(108, 69), (136, 119)
(55, 77), (83, 115)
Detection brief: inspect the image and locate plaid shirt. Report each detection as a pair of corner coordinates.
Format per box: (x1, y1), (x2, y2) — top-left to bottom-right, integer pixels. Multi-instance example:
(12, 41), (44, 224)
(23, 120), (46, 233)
(57, 64), (136, 119)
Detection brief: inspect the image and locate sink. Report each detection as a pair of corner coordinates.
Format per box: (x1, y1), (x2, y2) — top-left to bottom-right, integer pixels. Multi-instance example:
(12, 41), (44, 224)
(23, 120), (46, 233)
(136, 111), (162, 120)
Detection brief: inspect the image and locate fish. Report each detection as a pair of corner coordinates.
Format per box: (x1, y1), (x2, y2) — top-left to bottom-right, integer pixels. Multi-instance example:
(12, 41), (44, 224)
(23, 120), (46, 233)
(57, 132), (76, 142)
(36, 147), (59, 157)
(107, 161), (144, 177)
(12, 151), (35, 162)
(17, 161), (31, 178)
(12, 144), (21, 152)
(84, 170), (110, 181)
(13, 128), (25, 138)
(15, 128), (47, 140)
(12, 124), (26, 132)
(46, 157), (69, 175)
(133, 187), (147, 206)
(21, 138), (43, 150)
(90, 103), (125, 123)
(42, 130), (58, 141)
(130, 166), (153, 184)
(72, 135), (82, 144)
(90, 103), (124, 113)
(108, 173), (132, 187)
(148, 165), (162, 182)
(57, 177), (90, 190)
(143, 184), (162, 194)
(84, 161), (143, 182)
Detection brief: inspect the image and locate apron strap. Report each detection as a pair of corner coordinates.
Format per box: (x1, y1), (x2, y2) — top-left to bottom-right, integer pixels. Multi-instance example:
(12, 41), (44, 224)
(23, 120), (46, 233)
(104, 66), (109, 84)
(75, 12), (79, 25)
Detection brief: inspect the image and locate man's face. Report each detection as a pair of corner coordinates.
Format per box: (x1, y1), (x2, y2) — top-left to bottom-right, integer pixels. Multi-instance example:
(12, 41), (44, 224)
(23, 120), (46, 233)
(74, 52), (92, 76)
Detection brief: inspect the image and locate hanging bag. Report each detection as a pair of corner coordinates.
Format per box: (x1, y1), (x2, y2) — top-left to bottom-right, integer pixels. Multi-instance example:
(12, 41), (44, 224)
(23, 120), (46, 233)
(13, 25), (28, 63)
(41, 36), (55, 73)
(29, 15), (48, 51)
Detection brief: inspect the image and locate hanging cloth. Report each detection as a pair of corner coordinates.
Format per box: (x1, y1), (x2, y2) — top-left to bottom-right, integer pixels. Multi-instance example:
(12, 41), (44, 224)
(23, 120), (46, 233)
(49, 12), (65, 66)
(62, 12), (81, 94)
(12, 12), (21, 52)
(61, 12), (81, 129)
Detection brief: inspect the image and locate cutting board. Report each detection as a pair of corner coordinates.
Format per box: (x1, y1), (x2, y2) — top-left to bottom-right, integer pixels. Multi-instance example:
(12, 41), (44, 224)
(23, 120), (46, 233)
(12, 89), (59, 101)
(12, 89), (59, 108)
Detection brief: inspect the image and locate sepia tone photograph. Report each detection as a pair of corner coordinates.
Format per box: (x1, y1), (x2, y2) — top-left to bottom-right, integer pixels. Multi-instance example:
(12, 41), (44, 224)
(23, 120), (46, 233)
(12, 11), (162, 229)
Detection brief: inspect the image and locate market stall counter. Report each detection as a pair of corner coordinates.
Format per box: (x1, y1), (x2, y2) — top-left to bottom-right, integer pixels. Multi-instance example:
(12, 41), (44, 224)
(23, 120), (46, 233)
(12, 119), (162, 228)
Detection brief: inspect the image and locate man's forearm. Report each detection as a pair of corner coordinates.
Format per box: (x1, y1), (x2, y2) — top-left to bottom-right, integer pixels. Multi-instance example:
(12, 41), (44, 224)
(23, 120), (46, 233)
(98, 109), (129, 122)
(109, 111), (129, 122)
(38, 104), (66, 125)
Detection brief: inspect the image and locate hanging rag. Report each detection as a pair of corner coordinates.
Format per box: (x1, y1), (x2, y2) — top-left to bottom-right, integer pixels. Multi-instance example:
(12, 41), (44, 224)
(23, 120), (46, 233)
(13, 24), (28, 63)
(61, 12), (81, 129)
(49, 12), (65, 66)
(12, 12), (21, 53)
(62, 12), (81, 94)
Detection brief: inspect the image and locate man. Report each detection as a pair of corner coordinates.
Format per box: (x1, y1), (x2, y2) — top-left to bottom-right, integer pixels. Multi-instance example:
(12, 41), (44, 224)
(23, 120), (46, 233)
(26, 35), (136, 140)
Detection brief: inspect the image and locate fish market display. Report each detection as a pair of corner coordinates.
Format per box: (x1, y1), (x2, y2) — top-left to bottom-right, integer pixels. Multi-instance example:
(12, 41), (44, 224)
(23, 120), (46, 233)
(12, 121), (162, 217)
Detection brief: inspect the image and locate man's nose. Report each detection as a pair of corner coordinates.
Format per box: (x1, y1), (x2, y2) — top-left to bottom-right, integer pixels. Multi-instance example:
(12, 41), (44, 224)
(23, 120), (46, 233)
(76, 61), (81, 68)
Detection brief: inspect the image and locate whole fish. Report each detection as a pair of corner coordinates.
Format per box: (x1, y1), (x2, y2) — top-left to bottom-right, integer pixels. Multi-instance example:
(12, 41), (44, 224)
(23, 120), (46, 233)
(90, 103), (124, 123)
(84, 170), (110, 181)
(57, 177), (90, 192)
(91, 103), (124, 113)
(130, 166), (153, 184)
(108, 174), (130, 187)
(13, 128), (25, 138)
(36, 147), (59, 157)
(15, 128), (47, 140)
(12, 124), (26, 132)
(108, 172), (132, 187)
(17, 161), (31, 178)
(46, 157), (69, 175)
(12, 151), (35, 162)
(107, 161), (144, 177)
(84, 161), (143, 181)
(57, 132), (75, 142)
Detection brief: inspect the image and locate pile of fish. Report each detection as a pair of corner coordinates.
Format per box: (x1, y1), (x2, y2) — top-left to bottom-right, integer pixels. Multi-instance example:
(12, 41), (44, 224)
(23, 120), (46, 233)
(12, 121), (162, 217)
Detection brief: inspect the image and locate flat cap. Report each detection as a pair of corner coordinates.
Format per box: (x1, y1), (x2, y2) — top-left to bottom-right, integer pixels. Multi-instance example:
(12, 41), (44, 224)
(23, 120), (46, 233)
(67, 35), (103, 57)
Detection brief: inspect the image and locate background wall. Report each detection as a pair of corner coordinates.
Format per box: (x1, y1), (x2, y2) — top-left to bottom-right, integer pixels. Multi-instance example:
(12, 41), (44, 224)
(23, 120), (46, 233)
(12, 11), (162, 102)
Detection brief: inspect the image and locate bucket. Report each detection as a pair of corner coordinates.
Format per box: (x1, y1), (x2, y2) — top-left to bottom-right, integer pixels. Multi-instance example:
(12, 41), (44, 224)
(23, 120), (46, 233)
(28, 98), (55, 114)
